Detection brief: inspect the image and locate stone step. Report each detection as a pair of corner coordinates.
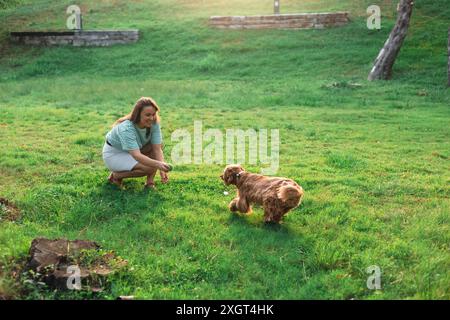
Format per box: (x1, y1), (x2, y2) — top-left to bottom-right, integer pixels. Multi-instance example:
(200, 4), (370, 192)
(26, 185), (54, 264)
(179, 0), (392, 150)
(210, 12), (350, 30)
(10, 30), (139, 46)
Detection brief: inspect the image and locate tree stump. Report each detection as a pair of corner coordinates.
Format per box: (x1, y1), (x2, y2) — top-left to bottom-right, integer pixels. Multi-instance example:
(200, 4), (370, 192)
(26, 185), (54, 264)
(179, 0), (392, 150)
(25, 238), (127, 291)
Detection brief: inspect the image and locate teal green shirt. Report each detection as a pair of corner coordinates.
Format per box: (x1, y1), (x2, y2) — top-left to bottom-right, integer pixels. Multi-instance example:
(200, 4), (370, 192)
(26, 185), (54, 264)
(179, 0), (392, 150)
(106, 120), (162, 151)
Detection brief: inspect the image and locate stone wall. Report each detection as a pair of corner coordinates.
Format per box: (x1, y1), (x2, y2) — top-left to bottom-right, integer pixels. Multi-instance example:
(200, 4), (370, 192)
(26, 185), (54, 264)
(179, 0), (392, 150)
(209, 12), (350, 30)
(10, 30), (139, 46)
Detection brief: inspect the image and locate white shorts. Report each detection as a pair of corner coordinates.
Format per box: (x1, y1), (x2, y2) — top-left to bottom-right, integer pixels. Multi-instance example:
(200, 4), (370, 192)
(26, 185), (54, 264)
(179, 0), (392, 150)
(102, 143), (138, 172)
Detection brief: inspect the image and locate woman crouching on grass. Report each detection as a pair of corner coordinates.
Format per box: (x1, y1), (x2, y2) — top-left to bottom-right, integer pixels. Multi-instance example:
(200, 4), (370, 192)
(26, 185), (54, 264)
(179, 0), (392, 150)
(102, 97), (171, 189)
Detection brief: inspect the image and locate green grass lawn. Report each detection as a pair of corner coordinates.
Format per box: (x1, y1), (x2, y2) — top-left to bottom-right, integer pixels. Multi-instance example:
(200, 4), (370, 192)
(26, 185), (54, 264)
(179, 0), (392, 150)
(0, 0), (449, 299)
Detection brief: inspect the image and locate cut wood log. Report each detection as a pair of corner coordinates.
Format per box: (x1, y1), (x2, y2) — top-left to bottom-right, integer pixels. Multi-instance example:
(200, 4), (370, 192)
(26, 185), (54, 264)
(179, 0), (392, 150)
(26, 238), (127, 291)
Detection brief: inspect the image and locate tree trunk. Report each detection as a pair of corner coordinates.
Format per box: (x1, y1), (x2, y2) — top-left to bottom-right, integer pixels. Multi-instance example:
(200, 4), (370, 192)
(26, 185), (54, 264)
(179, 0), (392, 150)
(368, 0), (414, 81)
(274, 0), (280, 15)
(448, 28), (450, 87)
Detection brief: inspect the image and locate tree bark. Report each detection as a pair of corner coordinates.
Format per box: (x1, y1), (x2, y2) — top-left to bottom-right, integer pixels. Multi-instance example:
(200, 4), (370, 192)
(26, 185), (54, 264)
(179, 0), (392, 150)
(448, 28), (450, 87)
(368, 0), (414, 81)
(274, 0), (280, 15)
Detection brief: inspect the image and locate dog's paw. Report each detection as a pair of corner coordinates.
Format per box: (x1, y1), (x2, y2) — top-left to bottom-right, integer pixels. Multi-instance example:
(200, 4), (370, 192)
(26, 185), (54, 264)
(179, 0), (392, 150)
(264, 216), (273, 223)
(229, 199), (239, 212)
(264, 214), (280, 224)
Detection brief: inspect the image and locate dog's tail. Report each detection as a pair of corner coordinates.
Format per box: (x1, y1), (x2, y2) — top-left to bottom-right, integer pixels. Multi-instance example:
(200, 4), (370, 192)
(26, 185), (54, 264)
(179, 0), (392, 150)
(277, 185), (304, 208)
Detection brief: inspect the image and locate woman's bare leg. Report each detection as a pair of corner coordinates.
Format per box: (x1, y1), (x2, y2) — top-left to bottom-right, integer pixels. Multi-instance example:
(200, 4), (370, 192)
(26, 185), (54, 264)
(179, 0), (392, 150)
(112, 170), (147, 180)
(108, 144), (157, 186)
(140, 145), (157, 185)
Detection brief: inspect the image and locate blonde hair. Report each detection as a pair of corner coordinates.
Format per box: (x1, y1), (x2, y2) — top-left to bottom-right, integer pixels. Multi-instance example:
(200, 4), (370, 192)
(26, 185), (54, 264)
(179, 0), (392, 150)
(114, 97), (161, 127)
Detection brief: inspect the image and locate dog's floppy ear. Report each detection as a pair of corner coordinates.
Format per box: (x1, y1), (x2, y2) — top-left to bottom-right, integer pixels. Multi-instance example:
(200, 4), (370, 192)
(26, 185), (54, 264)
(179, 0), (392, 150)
(225, 170), (235, 185)
(222, 165), (243, 185)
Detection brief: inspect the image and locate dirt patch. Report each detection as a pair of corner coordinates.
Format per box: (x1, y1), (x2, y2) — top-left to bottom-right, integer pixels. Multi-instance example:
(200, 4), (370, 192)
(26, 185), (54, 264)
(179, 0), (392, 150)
(0, 197), (21, 222)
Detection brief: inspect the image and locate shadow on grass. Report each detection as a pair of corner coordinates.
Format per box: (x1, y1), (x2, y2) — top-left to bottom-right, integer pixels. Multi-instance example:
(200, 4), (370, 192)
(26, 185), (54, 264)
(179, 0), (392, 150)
(55, 181), (169, 232)
(223, 208), (305, 258)
(226, 212), (288, 232)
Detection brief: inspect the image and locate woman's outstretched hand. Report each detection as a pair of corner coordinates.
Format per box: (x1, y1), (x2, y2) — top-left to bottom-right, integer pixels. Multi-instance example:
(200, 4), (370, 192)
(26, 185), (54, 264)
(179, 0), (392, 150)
(157, 161), (171, 172)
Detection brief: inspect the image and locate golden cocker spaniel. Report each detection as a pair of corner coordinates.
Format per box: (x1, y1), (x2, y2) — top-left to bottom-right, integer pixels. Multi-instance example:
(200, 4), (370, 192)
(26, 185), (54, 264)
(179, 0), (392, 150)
(221, 164), (304, 223)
